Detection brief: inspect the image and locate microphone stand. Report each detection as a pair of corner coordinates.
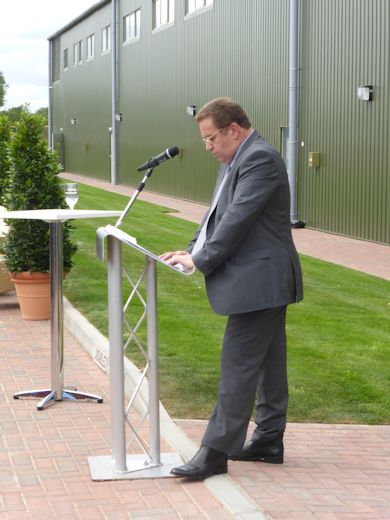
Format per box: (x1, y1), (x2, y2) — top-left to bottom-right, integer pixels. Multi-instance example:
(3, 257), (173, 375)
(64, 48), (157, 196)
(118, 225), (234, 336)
(115, 167), (154, 228)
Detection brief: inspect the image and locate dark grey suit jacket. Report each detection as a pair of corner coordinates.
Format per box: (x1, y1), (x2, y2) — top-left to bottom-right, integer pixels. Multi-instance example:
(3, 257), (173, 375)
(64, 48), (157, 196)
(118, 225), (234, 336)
(189, 130), (303, 316)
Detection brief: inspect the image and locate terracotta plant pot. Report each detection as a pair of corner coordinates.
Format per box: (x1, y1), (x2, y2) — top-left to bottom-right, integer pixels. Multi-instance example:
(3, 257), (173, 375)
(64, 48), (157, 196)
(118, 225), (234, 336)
(11, 272), (51, 320)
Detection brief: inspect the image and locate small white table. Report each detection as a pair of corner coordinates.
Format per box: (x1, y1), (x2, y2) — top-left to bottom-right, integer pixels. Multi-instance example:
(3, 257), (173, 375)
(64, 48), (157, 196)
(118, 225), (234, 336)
(0, 209), (122, 410)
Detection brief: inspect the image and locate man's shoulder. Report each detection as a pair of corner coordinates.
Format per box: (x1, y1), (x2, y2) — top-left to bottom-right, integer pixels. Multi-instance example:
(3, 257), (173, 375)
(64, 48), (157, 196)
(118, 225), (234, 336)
(240, 133), (284, 166)
(249, 132), (277, 153)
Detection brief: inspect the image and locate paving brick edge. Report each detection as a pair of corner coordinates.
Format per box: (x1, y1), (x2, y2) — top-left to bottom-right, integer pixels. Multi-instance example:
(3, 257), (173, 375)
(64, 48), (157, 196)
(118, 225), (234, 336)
(64, 297), (267, 520)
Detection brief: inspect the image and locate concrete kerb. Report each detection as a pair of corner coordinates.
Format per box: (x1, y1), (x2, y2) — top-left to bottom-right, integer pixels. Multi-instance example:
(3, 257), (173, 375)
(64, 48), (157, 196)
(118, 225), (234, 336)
(63, 298), (267, 520)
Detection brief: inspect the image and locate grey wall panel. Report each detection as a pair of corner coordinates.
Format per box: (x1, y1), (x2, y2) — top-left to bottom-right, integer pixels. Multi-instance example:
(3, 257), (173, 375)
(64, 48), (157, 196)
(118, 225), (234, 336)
(117, 0), (289, 202)
(50, 0), (389, 243)
(52, 3), (112, 181)
(298, 0), (389, 243)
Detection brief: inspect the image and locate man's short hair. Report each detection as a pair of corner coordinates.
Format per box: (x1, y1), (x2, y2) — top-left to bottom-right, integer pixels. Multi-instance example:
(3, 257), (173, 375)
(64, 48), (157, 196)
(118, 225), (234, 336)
(195, 97), (251, 129)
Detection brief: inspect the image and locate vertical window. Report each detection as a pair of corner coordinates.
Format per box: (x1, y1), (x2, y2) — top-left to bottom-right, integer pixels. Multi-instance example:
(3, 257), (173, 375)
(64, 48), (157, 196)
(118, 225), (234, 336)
(73, 40), (82, 66)
(153, 0), (174, 29)
(52, 37), (61, 82)
(123, 9), (141, 42)
(86, 34), (95, 60)
(186, 0), (213, 15)
(63, 48), (69, 71)
(101, 25), (111, 53)
(73, 43), (78, 66)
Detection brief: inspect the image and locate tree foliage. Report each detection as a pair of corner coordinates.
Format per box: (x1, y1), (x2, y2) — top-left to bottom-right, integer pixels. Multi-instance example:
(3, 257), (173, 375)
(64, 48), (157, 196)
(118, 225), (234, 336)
(0, 72), (7, 108)
(0, 111), (76, 272)
(0, 114), (11, 204)
(35, 106), (48, 125)
(1, 104), (28, 124)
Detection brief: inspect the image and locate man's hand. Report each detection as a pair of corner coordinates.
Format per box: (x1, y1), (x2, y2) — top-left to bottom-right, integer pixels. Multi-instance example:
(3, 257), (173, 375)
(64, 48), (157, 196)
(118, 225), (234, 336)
(160, 250), (195, 270)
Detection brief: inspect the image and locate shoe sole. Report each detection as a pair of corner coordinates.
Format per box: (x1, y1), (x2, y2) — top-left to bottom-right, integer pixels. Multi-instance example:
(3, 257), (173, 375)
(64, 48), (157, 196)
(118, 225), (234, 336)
(229, 455), (283, 464)
(170, 465), (228, 480)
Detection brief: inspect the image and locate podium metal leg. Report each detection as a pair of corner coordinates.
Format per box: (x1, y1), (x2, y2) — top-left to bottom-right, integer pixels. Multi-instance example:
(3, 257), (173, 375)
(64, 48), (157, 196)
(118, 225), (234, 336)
(146, 259), (161, 466)
(107, 235), (127, 472)
(88, 237), (182, 480)
(13, 221), (103, 410)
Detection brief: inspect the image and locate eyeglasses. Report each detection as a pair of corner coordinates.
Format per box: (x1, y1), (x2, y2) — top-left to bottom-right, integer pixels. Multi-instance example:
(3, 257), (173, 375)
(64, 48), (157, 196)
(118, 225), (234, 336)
(201, 127), (224, 145)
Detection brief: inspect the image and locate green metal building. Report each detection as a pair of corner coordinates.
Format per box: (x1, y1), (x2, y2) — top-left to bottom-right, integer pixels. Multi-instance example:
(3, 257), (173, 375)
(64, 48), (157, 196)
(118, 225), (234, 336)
(49, 0), (390, 244)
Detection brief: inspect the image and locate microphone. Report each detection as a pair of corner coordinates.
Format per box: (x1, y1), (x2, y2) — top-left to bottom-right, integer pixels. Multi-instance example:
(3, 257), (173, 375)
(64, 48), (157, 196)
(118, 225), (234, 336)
(137, 146), (179, 172)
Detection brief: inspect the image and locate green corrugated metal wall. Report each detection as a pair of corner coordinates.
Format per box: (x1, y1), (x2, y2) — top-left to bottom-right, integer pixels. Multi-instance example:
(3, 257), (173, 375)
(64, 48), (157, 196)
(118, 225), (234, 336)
(117, 0), (289, 202)
(52, 0), (289, 201)
(298, 0), (389, 244)
(51, 0), (390, 244)
(52, 3), (112, 180)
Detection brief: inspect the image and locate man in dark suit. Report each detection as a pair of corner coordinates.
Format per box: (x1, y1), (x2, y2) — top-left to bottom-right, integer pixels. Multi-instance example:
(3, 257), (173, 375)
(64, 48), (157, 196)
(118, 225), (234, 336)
(161, 97), (303, 479)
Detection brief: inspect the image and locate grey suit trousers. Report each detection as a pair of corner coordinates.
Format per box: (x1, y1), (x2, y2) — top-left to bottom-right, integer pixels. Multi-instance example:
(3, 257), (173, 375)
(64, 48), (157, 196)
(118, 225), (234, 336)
(201, 305), (288, 455)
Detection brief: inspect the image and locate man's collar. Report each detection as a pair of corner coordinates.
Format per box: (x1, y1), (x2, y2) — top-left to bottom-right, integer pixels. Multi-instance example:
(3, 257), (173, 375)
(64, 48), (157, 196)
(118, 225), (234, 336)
(227, 128), (255, 168)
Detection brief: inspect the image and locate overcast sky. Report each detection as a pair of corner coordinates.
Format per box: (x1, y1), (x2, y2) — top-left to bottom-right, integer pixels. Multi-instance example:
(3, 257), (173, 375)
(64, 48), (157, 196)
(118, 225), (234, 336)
(1, 0), (98, 111)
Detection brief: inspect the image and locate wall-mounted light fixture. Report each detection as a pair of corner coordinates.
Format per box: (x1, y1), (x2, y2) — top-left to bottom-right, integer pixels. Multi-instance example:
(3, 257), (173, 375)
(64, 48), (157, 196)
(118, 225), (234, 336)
(357, 85), (373, 102)
(70, 117), (78, 125)
(186, 105), (197, 116)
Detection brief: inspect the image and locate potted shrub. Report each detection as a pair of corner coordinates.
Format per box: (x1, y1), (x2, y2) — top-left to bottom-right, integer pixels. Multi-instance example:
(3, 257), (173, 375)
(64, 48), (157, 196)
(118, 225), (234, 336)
(0, 114), (15, 293)
(0, 110), (76, 319)
(0, 114), (11, 204)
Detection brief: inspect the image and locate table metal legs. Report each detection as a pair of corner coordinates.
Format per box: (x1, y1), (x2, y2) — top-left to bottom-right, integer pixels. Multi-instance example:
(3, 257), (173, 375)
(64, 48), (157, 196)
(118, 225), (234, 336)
(14, 221), (103, 410)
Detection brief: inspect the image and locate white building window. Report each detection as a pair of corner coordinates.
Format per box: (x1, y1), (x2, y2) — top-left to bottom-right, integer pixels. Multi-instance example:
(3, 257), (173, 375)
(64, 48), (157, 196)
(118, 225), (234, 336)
(87, 34), (95, 61)
(101, 25), (111, 54)
(123, 9), (141, 43)
(73, 40), (82, 66)
(186, 0), (213, 16)
(63, 48), (69, 70)
(153, 0), (174, 30)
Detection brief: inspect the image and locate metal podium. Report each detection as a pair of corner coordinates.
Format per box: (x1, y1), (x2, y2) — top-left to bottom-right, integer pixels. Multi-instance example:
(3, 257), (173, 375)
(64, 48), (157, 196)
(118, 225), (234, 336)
(88, 224), (193, 480)
(0, 209), (122, 410)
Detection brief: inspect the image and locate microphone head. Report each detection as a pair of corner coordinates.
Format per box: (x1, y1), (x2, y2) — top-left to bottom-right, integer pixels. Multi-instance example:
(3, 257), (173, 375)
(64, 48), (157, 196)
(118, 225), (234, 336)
(167, 146), (180, 159)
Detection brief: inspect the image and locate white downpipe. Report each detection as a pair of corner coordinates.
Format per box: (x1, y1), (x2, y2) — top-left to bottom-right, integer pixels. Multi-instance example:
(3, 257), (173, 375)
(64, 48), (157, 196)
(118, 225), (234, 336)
(287, 0), (299, 223)
(48, 40), (53, 150)
(111, 0), (118, 185)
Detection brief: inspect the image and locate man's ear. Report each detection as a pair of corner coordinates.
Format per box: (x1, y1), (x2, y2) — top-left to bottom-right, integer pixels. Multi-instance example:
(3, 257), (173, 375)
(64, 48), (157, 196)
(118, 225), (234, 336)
(230, 122), (240, 139)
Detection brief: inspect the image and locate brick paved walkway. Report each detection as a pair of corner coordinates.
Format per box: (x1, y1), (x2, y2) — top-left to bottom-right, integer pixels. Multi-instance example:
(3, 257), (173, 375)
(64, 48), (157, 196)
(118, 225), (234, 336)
(178, 420), (390, 519)
(1, 291), (389, 519)
(0, 174), (388, 519)
(0, 292), (231, 519)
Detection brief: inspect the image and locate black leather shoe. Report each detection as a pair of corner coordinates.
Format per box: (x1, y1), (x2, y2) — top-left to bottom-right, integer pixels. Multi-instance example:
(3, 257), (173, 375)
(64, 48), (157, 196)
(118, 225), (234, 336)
(170, 446), (227, 480)
(230, 434), (284, 464)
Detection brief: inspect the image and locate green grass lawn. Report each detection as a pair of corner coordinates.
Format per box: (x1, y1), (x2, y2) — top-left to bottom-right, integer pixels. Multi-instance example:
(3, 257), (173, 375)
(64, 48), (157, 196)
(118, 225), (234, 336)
(64, 181), (390, 424)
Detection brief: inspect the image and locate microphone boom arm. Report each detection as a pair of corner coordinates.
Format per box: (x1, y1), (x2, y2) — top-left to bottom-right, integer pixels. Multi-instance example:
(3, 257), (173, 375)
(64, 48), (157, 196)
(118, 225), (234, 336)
(114, 145), (178, 228)
(115, 167), (154, 228)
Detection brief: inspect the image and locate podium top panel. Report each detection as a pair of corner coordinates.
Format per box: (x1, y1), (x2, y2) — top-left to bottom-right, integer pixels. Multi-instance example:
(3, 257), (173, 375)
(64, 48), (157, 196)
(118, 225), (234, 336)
(0, 209), (122, 223)
(96, 224), (195, 276)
